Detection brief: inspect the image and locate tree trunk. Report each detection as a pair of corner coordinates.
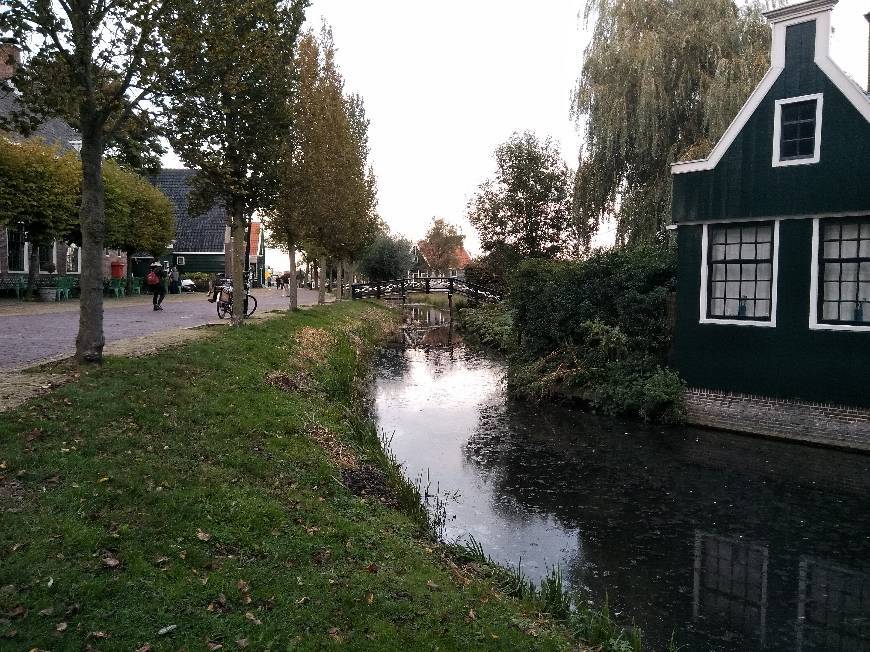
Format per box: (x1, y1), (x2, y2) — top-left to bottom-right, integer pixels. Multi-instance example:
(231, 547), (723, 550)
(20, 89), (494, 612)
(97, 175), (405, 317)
(318, 255), (326, 305)
(287, 247), (297, 311)
(75, 134), (107, 363)
(125, 251), (134, 294)
(337, 259), (344, 301)
(230, 198), (246, 326)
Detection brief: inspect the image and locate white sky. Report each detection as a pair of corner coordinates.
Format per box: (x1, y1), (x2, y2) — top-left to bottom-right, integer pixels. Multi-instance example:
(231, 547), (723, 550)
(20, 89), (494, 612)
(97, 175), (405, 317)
(163, 0), (869, 268)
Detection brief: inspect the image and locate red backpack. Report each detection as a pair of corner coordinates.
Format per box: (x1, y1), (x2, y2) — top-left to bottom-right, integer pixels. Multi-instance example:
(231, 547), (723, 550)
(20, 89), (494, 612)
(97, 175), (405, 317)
(146, 270), (160, 286)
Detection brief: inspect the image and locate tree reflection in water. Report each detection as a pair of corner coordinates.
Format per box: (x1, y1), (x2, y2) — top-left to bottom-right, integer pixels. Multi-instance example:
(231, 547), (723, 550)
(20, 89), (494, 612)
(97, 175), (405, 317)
(373, 305), (870, 651)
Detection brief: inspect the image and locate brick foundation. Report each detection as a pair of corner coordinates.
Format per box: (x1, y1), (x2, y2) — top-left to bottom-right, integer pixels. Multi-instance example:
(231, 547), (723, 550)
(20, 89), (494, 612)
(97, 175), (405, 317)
(686, 388), (870, 452)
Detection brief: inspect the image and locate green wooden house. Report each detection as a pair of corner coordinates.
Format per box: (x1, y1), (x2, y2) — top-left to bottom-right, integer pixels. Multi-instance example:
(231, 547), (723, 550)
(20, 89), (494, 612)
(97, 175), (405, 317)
(671, 0), (870, 408)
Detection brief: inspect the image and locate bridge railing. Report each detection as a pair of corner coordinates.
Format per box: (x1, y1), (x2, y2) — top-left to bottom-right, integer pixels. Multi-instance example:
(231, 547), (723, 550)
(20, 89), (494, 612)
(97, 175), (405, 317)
(351, 277), (500, 303)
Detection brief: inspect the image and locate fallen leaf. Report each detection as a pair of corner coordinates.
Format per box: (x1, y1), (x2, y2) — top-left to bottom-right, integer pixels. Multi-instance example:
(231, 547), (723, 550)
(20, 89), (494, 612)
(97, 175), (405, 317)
(328, 627), (342, 642)
(55, 622), (68, 633)
(89, 631), (110, 639)
(46, 577), (54, 588)
(135, 645), (152, 652)
(235, 639), (249, 648)
(101, 553), (121, 569)
(236, 579), (250, 593)
(244, 612), (261, 626)
(207, 641), (223, 650)
(97, 477), (110, 483)
(426, 580), (441, 592)
(365, 563), (378, 574)
(467, 608), (476, 621)
(196, 529), (211, 542)
(366, 593), (374, 605)
(38, 608), (54, 617)
(294, 596), (309, 606)
(8, 606), (26, 619)
(157, 624), (177, 635)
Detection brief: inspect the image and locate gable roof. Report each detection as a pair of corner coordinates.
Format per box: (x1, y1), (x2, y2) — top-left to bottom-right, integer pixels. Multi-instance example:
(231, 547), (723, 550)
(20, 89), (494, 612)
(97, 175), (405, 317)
(249, 222), (262, 255)
(672, 0), (870, 175)
(149, 169), (228, 253)
(0, 90), (81, 153)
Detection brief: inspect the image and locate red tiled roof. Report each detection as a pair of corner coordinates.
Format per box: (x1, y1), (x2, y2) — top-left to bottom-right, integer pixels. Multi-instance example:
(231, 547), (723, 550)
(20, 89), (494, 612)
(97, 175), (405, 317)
(454, 246), (471, 268)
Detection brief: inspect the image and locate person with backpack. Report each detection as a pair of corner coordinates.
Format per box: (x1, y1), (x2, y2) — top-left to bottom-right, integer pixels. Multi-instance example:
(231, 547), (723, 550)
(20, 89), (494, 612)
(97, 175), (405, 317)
(146, 261), (167, 311)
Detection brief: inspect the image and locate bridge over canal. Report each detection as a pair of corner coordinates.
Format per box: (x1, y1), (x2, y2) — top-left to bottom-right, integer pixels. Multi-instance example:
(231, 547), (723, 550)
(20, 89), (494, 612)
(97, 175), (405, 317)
(351, 277), (500, 304)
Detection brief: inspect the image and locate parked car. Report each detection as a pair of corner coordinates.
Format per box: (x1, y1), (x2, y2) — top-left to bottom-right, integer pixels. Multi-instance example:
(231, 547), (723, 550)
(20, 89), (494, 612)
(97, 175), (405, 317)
(180, 279), (197, 292)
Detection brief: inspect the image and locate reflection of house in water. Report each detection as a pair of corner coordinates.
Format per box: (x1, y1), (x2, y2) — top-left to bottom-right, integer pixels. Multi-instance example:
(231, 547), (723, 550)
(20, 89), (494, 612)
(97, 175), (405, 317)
(798, 557), (870, 651)
(693, 531), (769, 647)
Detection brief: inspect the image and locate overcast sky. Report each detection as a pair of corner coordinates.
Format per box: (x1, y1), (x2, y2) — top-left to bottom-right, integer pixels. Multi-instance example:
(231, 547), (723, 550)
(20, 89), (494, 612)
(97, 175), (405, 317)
(245, 0), (869, 268)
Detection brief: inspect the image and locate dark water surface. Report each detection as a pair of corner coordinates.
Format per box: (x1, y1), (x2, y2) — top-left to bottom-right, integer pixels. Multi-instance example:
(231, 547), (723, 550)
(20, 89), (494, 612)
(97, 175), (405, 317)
(373, 305), (870, 651)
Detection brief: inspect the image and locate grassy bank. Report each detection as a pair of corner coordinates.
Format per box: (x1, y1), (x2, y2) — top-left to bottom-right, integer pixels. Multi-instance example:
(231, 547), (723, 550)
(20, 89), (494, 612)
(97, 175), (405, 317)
(0, 302), (634, 650)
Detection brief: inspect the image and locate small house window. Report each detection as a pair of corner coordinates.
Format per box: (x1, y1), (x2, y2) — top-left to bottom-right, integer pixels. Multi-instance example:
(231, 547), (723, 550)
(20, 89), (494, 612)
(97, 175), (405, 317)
(38, 244), (55, 272)
(66, 244), (80, 273)
(708, 222), (774, 320)
(6, 228), (26, 272)
(176, 256), (186, 266)
(819, 219), (870, 325)
(773, 94), (822, 167)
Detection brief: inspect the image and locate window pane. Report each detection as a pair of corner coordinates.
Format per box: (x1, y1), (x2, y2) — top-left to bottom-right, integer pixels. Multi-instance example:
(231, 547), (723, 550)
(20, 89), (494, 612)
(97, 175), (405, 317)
(740, 244), (756, 259)
(861, 263), (870, 282)
(796, 138), (815, 157)
(824, 223), (841, 241)
(740, 282), (756, 299)
(840, 302), (857, 321)
(755, 300), (770, 318)
(757, 226), (772, 243)
(781, 141), (798, 158)
(860, 240), (870, 258)
(726, 244), (740, 259)
(66, 245), (79, 273)
(726, 281), (740, 298)
(725, 299), (739, 316)
(757, 263), (772, 281)
(861, 223), (870, 239)
(741, 265), (756, 281)
(712, 281), (725, 298)
(727, 263), (741, 280)
(823, 281), (840, 301)
(798, 122), (815, 139)
(712, 264), (726, 281)
(712, 228), (726, 244)
(757, 243), (771, 259)
(824, 241), (840, 258)
(7, 229), (26, 272)
(823, 302), (839, 320)
(757, 282), (771, 300)
(842, 281), (858, 301)
(843, 224), (859, 240)
(842, 240), (859, 258)
(711, 299), (725, 316)
(824, 263), (840, 281)
(38, 245), (53, 272)
(712, 244), (726, 261)
(843, 263), (858, 281)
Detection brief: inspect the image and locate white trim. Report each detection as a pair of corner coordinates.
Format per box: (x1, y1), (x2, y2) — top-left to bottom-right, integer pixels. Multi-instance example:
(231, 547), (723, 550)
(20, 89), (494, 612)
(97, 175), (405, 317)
(673, 210), (870, 227)
(699, 220), (780, 327)
(672, 5), (869, 175)
(171, 251), (225, 255)
(808, 217), (870, 332)
(772, 93), (824, 167)
(175, 255), (186, 266)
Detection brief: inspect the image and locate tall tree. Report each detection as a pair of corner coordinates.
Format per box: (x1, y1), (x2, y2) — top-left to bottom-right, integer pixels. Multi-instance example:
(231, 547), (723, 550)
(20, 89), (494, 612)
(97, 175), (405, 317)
(160, 0), (306, 324)
(358, 232), (413, 282)
(267, 28), (376, 308)
(572, 0), (772, 246)
(417, 218), (464, 274)
(5, 0), (170, 362)
(467, 131), (571, 258)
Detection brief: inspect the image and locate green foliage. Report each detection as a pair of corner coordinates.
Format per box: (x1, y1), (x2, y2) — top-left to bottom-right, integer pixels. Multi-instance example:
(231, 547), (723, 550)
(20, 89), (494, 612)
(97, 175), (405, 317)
(358, 232), (414, 281)
(463, 242), (523, 293)
(0, 138), (79, 247)
(571, 597), (643, 652)
(417, 218), (464, 273)
(572, 0), (773, 246)
(467, 131), (572, 257)
(458, 303), (515, 352)
(510, 246), (676, 358)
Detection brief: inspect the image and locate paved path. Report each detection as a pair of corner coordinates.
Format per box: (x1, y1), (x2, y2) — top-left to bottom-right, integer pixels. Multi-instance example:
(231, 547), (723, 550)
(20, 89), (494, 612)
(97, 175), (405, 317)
(0, 288), (324, 370)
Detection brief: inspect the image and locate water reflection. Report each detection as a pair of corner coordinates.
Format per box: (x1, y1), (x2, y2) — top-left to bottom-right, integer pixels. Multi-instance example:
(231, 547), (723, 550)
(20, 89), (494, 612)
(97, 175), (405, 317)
(373, 306), (870, 651)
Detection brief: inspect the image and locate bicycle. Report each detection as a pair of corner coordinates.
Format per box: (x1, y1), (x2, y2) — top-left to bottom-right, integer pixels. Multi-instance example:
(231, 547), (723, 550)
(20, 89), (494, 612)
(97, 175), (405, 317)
(215, 276), (257, 319)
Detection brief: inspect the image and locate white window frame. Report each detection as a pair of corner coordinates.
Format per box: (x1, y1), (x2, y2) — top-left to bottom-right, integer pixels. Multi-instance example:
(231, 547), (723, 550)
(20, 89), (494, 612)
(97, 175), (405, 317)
(5, 228), (28, 273)
(699, 220), (780, 328)
(772, 93), (823, 168)
(37, 242), (57, 274)
(808, 218), (870, 332)
(65, 243), (81, 274)
(176, 255), (186, 266)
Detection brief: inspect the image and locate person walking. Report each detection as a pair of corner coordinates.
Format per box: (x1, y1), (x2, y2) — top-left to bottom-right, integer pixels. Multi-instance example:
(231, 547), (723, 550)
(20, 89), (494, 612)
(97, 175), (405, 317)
(169, 265), (181, 294)
(146, 261), (167, 311)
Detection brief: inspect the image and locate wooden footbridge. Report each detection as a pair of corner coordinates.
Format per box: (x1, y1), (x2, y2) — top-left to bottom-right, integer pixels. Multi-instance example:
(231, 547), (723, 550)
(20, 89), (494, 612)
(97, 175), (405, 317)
(351, 277), (501, 304)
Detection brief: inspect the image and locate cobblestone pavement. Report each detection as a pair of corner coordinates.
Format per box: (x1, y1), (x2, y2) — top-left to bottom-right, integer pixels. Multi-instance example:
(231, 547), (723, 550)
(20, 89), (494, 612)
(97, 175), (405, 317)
(0, 288), (325, 371)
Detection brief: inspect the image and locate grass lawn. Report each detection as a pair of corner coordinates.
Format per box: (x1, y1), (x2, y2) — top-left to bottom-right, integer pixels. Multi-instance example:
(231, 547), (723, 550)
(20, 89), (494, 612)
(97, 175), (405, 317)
(404, 293), (468, 310)
(0, 301), (592, 651)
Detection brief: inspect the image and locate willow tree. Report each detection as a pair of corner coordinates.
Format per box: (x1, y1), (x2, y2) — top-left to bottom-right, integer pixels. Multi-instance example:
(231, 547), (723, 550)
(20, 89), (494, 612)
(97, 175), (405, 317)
(5, 0), (170, 362)
(571, 0), (773, 248)
(160, 0), (306, 324)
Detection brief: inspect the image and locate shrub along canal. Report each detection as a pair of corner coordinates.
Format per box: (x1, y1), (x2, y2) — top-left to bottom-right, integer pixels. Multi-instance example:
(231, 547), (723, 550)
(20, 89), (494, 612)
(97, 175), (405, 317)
(373, 303), (870, 652)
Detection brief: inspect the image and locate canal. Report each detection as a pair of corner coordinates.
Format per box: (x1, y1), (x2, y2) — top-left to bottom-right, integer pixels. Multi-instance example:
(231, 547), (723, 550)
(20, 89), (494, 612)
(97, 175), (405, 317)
(373, 304), (870, 651)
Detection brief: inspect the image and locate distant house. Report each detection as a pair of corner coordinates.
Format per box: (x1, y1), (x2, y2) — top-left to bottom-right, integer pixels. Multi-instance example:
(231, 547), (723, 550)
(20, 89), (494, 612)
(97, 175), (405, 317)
(670, 0), (870, 444)
(0, 39), (127, 283)
(408, 244), (471, 280)
(147, 168), (264, 284)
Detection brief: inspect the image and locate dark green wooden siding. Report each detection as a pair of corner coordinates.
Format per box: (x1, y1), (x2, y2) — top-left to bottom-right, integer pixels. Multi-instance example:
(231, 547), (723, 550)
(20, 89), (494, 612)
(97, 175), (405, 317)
(174, 253), (224, 274)
(674, 221), (870, 407)
(672, 20), (870, 223)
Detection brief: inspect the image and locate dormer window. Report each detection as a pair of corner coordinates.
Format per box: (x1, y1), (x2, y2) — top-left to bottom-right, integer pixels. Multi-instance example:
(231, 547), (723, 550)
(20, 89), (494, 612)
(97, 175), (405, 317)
(772, 94), (823, 167)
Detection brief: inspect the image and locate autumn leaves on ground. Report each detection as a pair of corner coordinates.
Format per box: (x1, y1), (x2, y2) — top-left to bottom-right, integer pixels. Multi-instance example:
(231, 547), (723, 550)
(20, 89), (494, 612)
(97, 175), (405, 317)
(0, 302), (587, 651)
